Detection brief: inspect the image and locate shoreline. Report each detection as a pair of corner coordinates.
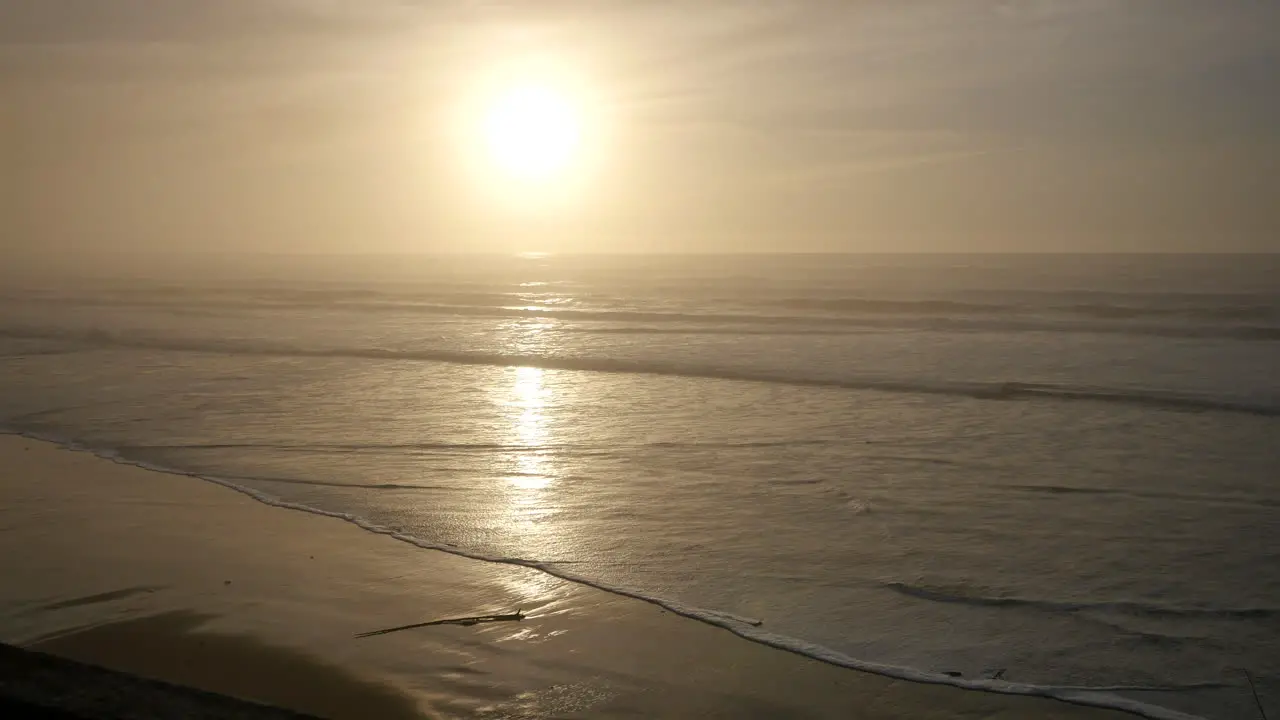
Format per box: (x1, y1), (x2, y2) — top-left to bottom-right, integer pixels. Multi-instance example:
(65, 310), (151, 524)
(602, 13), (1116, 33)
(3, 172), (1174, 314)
(0, 432), (1183, 718)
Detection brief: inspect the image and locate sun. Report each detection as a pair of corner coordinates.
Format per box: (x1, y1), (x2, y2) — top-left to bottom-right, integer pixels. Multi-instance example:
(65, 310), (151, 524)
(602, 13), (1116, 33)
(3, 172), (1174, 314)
(482, 83), (582, 182)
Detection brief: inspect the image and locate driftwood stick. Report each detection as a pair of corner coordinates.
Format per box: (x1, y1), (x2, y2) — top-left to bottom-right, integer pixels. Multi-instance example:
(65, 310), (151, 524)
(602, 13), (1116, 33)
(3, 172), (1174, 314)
(356, 610), (525, 639)
(1243, 669), (1269, 720)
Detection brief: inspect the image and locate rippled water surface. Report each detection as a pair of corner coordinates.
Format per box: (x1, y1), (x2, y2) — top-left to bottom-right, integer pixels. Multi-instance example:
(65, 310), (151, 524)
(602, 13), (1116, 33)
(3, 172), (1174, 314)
(3, 253), (1278, 718)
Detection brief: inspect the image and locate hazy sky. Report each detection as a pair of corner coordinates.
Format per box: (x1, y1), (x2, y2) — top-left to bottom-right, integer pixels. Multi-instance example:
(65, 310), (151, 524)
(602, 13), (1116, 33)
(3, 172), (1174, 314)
(4, 1), (1279, 254)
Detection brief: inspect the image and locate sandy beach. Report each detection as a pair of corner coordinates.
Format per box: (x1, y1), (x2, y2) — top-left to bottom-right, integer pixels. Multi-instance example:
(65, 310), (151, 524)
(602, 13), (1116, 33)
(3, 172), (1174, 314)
(0, 435), (1147, 718)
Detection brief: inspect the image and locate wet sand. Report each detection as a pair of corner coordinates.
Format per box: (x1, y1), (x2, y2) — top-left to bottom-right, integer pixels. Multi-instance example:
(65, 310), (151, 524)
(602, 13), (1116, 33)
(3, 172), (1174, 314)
(0, 435), (1140, 718)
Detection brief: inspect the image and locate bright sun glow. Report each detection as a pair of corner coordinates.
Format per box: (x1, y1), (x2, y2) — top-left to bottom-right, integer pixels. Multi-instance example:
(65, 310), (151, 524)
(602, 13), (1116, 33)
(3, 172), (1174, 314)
(483, 84), (582, 182)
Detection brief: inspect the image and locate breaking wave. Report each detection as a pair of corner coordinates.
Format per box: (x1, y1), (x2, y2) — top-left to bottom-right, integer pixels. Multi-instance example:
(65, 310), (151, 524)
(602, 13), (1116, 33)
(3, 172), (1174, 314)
(774, 296), (1276, 322)
(3, 430), (1225, 720)
(883, 581), (1280, 620)
(4, 325), (1277, 417)
(5, 290), (1278, 341)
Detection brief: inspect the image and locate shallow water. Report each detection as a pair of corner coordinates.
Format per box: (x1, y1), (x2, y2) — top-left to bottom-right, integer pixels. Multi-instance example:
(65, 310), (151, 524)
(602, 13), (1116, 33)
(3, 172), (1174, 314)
(3, 253), (1278, 719)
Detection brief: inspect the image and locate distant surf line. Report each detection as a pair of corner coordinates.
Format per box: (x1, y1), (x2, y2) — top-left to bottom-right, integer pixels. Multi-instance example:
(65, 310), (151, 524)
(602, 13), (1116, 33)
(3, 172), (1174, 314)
(4, 325), (1278, 418)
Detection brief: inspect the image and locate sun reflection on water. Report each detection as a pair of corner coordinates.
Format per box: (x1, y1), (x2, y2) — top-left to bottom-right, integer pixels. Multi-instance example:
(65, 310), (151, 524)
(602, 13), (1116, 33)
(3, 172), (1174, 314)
(510, 365), (551, 490)
(493, 364), (572, 603)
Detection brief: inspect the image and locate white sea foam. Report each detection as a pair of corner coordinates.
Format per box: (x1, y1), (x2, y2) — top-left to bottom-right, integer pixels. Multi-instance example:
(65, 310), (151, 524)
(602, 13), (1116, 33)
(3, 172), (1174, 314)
(4, 430), (1217, 720)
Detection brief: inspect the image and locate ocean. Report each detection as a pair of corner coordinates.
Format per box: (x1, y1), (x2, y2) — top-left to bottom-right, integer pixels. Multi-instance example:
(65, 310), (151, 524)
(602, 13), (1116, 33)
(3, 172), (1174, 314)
(2, 253), (1277, 719)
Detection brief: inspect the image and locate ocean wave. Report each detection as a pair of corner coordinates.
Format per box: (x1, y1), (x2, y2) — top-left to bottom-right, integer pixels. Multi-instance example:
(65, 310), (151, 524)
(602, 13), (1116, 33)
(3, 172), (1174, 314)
(882, 581), (1280, 620)
(122, 441), (576, 453)
(776, 297), (1011, 314)
(23, 285), (1276, 322)
(0, 347), (81, 358)
(171, 472), (462, 492)
(3, 430), (1219, 720)
(565, 320), (1280, 340)
(7, 294), (1278, 341)
(774, 296), (1276, 322)
(118, 439), (829, 454)
(3, 325), (1277, 418)
(560, 326), (867, 336)
(1065, 303), (1274, 322)
(996, 484), (1280, 509)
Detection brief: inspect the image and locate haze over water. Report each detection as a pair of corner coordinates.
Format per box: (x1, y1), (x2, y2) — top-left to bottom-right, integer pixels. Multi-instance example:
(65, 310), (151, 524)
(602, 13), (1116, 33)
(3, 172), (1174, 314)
(2, 253), (1277, 719)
